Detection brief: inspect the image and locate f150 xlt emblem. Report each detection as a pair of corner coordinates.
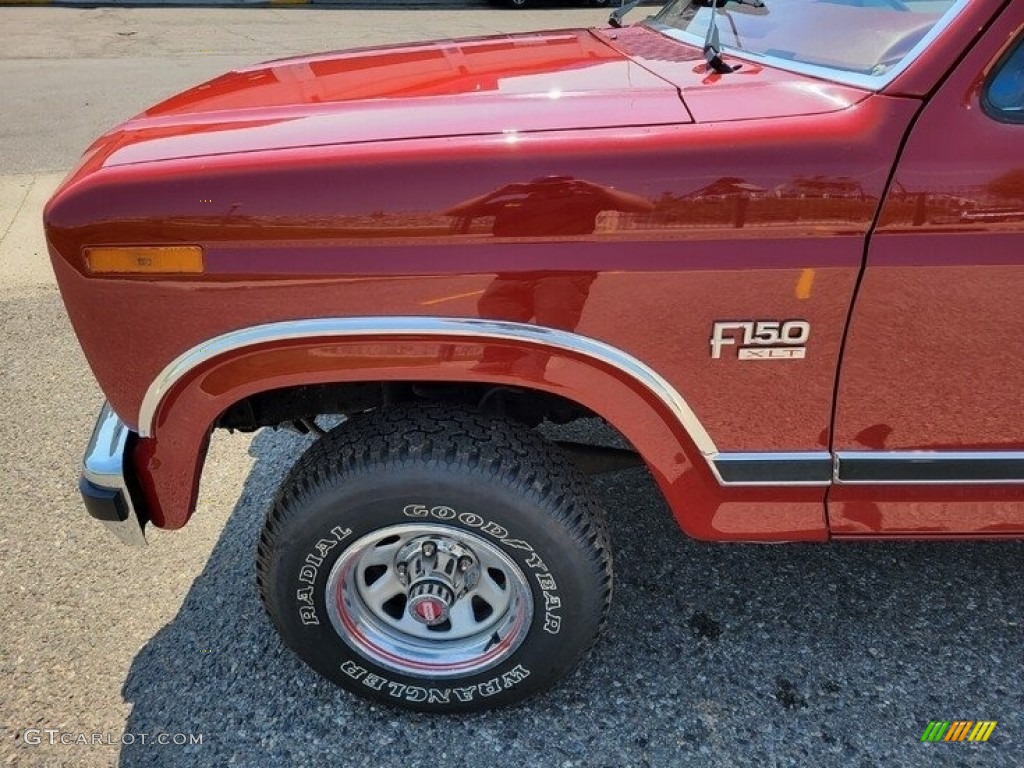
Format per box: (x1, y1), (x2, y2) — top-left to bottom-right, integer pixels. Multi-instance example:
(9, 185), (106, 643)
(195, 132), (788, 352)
(710, 320), (810, 360)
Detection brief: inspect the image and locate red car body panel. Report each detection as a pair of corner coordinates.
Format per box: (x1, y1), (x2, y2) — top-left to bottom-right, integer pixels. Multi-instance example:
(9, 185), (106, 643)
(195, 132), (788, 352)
(47, 0), (1024, 543)
(103, 31), (692, 166)
(830, 3), (1024, 535)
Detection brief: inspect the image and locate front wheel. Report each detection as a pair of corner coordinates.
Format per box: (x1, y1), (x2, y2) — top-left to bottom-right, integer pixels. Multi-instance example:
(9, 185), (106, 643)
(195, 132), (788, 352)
(257, 406), (613, 712)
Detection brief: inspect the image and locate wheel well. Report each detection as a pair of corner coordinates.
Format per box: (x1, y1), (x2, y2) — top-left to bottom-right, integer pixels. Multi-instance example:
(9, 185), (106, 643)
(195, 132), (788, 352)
(216, 380), (597, 434)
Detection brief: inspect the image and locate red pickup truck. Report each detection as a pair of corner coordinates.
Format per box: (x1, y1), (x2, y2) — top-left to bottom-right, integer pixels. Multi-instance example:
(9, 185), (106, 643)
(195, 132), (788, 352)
(45, 0), (1023, 712)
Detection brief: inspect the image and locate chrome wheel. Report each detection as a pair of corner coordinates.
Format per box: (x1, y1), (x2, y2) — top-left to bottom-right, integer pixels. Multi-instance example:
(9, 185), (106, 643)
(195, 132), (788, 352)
(326, 523), (533, 678)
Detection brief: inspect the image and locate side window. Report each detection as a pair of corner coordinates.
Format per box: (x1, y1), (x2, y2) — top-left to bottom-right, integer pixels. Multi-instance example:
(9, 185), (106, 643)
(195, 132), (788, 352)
(984, 37), (1024, 122)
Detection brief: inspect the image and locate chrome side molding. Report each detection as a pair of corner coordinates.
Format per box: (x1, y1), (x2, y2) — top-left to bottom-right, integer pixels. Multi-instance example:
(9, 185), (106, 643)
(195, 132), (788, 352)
(713, 452), (833, 486)
(835, 451), (1024, 485)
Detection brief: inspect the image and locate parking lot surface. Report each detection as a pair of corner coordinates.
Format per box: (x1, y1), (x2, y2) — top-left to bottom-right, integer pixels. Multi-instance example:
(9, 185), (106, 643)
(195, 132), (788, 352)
(0, 7), (1021, 766)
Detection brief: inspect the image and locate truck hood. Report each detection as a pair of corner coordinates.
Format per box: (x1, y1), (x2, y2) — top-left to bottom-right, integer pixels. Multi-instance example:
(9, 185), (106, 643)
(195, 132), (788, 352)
(100, 29), (691, 167)
(95, 26), (868, 168)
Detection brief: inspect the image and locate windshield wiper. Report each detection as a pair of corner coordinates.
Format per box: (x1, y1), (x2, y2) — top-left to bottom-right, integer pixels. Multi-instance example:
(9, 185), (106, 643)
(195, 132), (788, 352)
(701, 0), (766, 73)
(608, 0), (645, 28)
(610, 0), (767, 70)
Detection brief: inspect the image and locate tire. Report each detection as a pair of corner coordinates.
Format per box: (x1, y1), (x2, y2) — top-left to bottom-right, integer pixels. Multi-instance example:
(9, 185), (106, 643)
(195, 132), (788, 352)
(506, 0), (530, 8)
(257, 405), (613, 712)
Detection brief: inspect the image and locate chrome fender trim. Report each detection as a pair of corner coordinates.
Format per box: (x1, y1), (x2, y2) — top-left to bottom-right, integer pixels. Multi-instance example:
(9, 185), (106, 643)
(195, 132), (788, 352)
(138, 315), (719, 459)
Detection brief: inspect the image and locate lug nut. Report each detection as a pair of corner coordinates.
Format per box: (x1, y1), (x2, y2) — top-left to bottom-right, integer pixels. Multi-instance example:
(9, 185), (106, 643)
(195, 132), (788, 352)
(396, 563), (407, 579)
(457, 556), (473, 573)
(422, 541), (436, 558)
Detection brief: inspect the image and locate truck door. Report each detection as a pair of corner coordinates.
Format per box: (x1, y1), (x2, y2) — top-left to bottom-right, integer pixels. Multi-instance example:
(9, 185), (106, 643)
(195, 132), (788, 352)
(830, 11), (1024, 535)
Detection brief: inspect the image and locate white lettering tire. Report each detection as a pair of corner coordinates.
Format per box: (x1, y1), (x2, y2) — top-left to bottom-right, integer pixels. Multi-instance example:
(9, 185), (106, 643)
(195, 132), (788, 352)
(256, 405), (613, 712)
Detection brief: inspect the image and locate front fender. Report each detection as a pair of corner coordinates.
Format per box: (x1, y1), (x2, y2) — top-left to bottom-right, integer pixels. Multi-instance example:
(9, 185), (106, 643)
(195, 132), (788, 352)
(130, 318), (827, 540)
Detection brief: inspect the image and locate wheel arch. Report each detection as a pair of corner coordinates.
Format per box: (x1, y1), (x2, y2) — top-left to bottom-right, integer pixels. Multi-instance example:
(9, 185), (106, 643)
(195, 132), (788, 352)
(127, 317), (824, 541)
(129, 317), (718, 532)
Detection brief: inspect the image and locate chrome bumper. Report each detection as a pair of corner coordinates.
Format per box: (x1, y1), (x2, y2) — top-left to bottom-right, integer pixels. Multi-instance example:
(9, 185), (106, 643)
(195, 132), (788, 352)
(81, 402), (147, 547)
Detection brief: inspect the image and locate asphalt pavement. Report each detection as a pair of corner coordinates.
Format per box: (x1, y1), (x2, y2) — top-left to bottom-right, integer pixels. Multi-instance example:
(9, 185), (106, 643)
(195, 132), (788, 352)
(1, 7), (1022, 767)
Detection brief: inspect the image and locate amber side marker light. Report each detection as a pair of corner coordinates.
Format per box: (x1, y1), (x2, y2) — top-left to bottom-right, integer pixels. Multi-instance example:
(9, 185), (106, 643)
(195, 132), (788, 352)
(84, 246), (204, 275)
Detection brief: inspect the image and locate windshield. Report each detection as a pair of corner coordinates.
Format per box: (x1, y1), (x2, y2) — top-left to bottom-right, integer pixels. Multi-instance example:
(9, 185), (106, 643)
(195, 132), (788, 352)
(651, 0), (964, 83)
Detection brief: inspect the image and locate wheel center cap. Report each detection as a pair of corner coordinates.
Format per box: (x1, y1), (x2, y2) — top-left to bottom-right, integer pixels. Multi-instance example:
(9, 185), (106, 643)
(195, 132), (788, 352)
(407, 583), (453, 626)
(409, 594), (449, 625)
(396, 536), (479, 627)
